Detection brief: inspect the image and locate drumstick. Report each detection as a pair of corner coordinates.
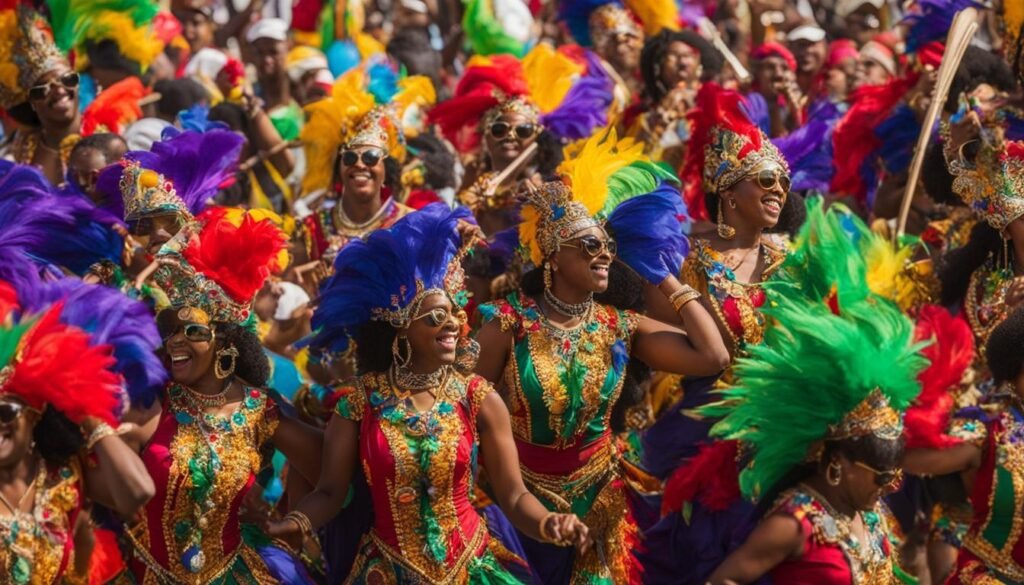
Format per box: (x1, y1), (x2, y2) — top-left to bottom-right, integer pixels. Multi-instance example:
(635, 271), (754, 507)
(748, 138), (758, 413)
(895, 7), (979, 242)
(483, 141), (539, 197)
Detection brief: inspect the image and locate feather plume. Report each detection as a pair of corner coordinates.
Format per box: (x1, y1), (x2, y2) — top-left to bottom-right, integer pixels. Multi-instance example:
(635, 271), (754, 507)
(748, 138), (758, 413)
(661, 440), (741, 515)
(183, 208), (287, 304)
(462, 0), (527, 57)
(557, 127), (645, 216)
(522, 44), (585, 113)
(623, 0), (679, 35)
(607, 180), (689, 283)
(540, 48), (614, 141)
(771, 99), (840, 193)
(902, 0), (983, 53)
(904, 305), (974, 449)
(177, 104), (229, 133)
(81, 76), (147, 136)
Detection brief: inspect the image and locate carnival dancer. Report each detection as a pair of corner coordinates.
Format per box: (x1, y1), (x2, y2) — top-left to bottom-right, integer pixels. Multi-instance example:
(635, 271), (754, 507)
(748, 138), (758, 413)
(270, 204), (591, 583)
(296, 64), (435, 265)
(0, 273), (156, 585)
(474, 129), (729, 584)
(665, 200), (927, 585)
(0, 3), (81, 186)
(641, 82), (792, 481)
(116, 205), (322, 584)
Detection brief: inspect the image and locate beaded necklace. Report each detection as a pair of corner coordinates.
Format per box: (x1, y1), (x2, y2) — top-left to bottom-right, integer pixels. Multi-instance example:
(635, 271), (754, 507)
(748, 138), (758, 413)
(0, 464), (46, 585)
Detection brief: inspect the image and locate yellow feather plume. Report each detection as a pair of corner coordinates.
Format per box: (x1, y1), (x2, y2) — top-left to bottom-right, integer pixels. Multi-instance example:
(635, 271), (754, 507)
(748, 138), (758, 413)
(862, 228), (936, 313)
(519, 203), (545, 266)
(623, 0), (680, 36)
(522, 44), (583, 113)
(87, 12), (163, 71)
(0, 11), (18, 94)
(556, 127), (645, 215)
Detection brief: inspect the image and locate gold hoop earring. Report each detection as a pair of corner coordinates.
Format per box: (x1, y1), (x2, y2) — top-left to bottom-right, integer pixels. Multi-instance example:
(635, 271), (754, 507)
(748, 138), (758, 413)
(717, 204), (736, 240)
(214, 345), (239, 379)
(826, 460), (842, 486)
(392, 335), (412, 368)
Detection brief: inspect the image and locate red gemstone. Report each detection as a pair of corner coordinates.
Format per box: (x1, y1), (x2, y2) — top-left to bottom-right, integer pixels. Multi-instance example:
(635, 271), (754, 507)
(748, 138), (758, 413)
(250, 390), (259, 398)
(209, 434), (218, 442)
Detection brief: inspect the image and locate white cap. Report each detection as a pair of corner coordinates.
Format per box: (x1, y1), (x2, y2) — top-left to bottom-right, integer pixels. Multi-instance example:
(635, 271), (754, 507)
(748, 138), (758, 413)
(400, 0), (429, 14)
(273, 281), (311, 321)
(123, 118), (173, 151)
(787, 24), (827, 43)
(835, 0), (885, 19)
(246, 18), (289, 44)
(184, 48), (228, 81)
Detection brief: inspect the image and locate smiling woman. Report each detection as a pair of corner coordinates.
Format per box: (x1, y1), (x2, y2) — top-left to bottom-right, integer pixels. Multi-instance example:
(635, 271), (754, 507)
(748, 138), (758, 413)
(0, 4), (81, 186)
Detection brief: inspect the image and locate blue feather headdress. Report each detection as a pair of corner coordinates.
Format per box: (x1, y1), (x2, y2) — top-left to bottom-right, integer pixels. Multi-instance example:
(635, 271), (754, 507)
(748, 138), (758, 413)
(310, 204), (475, 355)
(96, 129), (244, 223)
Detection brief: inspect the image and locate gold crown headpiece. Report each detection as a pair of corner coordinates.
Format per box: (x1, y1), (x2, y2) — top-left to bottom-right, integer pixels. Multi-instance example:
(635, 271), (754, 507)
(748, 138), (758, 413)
(703, 126), (790, 196)
(521, 180), (601, 265)
(0, 6), (69, 109)
(826, 388), (904, 442)
(943, 122), (1024, 231)
(344, 106), (407, 161)
(482, 94), (541, 130)
(589, 5), (641, 52)
(119, 159), (190, 223)
(369, 237), (474, 328)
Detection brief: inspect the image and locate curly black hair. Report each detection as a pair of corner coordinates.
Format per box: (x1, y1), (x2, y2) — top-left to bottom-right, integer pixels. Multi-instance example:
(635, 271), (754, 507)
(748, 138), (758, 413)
(944, 46), (1018, 114)
(640, 29), (723, 103)
(216, 322), (271, 387)
(987, 306), (1024, 385)
(408, 132), (458, 190)
(922, 142), (958, 206)
(938, 221), (1003, 307)
(535, 130), (566, 179)
(34, 408), (85, 465)
(86, 39), (143, 77)
(355, 320), (399, 375)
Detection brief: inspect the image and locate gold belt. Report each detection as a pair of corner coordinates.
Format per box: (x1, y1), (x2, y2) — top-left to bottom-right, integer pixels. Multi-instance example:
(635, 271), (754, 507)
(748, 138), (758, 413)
(366, 520), (487, 585)
(519, 440), (618, 510)
(963, 532), (1024, 582)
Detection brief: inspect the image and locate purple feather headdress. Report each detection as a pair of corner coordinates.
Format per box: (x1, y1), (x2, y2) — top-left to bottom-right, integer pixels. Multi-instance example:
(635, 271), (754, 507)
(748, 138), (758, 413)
(96, 129), (244, 222)
(902, 0), (983, 53)
(311, 204), (474, 355)
(772, 99), (841, 193)
(541, 50), (615, 142)
(0, 163), (123, 275)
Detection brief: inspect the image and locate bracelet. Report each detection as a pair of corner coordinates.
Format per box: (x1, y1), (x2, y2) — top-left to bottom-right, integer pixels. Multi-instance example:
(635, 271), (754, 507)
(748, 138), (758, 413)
(669, 285), (701, 312)
(85, 422), (117, 451)
(284, 510), (314, 543)
(538, 511), (559, 544)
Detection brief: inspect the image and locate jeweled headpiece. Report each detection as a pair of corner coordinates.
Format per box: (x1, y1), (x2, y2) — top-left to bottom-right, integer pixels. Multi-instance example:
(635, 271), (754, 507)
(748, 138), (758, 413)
(681, 83), (790, 221)
(0, 5), (68, 109)
(119, 159), (189, 222)
(944, 122), (1024, 230)
(151, 207), (287, 326)
(481, 94), (541, 130)
(827, 389), (904, 441)
(522, 181), (600, 264)
(589, 5), (641, 53)
(346, 106), (404, 155)
(310, 205), (476, 355)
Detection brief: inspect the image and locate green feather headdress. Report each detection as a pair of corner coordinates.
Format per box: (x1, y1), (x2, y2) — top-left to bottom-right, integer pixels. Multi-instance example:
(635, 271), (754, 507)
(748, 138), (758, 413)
(700, 199), (928, 501)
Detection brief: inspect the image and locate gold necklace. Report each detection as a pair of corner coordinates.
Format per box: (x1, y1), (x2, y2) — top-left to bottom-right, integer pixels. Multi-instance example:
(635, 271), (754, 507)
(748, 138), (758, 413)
(334, 198), (391, 233)
(181, 383), (230, 409)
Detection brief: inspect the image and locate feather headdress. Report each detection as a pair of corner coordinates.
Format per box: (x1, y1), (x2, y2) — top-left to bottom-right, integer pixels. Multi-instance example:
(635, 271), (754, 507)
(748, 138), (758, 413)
(300, 62), (436, 195)
(701, 199), (927, 500)
(96, 129), (243, 223)
(151, 207), (287, 326)
(0, 2), (67, 109)
(0, 280), (123, 425)
(680, 83), (789, 222)
(521, 128), (686, 283)
(46, 0), (163, 73)
(310, 204), (474, 355)
(80, 76), (149, 136)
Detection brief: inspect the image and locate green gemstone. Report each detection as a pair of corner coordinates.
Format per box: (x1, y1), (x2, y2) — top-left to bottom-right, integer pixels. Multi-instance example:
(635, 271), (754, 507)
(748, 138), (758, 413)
(174, 520), (193, 541)
(12, 556), (30, 585)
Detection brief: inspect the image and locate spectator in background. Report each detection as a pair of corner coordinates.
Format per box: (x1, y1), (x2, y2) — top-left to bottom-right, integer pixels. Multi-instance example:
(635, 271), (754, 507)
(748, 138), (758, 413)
(66, 133), (127, 205)
(246, 18), (304, 142)
(854, 37), (897, 88)
(171, 0), (216, 53)
(786, 23), (828, 101)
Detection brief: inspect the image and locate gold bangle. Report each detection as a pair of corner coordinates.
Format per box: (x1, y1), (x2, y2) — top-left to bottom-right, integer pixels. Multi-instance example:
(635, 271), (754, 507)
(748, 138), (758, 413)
(85, 422), (117, 451)
(669, 286), (701, 312)
(538, 511), (559, 543)
(284, 510), (314, 542)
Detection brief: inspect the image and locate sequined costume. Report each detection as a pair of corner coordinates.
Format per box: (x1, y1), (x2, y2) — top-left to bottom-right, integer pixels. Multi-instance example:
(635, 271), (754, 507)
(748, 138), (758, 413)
(333, 371), (525, 584)
(938, 408), (1024, 583)
(768, 486), (898, 584)
(0, 462), (84, 585)
(300, 196), (412, 263)
(125, 385), (283, 584)
(481, 293), (654, 584)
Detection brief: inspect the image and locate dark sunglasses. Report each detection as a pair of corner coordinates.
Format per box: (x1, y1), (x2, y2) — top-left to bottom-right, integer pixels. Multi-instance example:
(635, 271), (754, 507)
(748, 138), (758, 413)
(159, 323), (214, 344)
(28, 72), (80, 102)
(752, 168), (792, 193)
(488, 122), (538, 141)
(0, 402), (29, 426)
(561, 235), (617, 258)
(854, 461), (903, 489)
(412, 307), (466, 328)
(341, 149), (385, 168)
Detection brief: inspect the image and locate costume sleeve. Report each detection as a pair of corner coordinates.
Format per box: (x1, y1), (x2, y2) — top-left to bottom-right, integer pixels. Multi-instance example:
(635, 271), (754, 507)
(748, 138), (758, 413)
(478, 297), (521, 334)
(333, 384), (367, 422)
(947, 416), (988, 448)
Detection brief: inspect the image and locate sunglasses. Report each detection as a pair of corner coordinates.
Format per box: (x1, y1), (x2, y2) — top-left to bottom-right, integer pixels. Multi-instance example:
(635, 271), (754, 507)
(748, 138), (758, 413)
(853, 461), (903, 489)
(28, 72), (80, 102)
(488, 122), (538, 141)
(159, 323), (214, 344)
(412, 307), (466, 328)
(341, 149), (385, 168)
(752, 168), (792, 193)
(561, 235), (617, 258)
(0, 402), (29, 427)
